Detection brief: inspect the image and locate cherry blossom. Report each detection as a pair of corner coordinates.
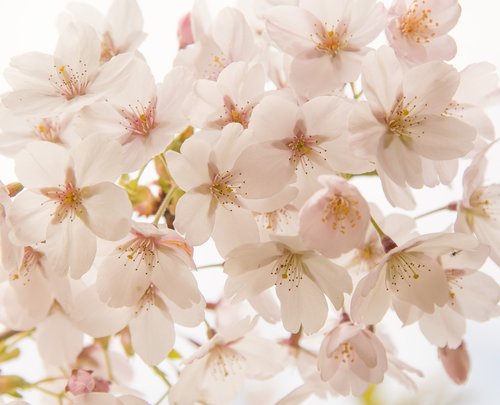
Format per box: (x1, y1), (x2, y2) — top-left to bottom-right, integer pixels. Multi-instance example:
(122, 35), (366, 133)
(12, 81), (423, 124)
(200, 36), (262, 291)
(3, 22), (136, 116)
(265, 0), (387, 97)
(386, 0), (461, 64)
(8, 135), (132, 278)
(318, 322), (388, 396)
(224, 235), (352, 333)
(349, 46), (476, 207)
(168, 317), (287, 404)
(299, 175), (370, 258)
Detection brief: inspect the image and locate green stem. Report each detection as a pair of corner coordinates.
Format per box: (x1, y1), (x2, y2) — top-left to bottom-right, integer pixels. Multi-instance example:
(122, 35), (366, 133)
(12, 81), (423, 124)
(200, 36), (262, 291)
(369, 216), (386, 238)
(103, 346), (115, 382)
(350, 82), (363, 99)
(135, 160), (150, 183)
(151, 366), (172, 387)
(153, 186), (178, 226)
(155, 389), (169, 405)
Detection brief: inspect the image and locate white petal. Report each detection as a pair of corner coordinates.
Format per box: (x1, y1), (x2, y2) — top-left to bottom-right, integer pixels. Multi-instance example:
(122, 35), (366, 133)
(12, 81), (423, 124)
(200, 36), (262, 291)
(82, 182), (131, 240)
(129, 304), (175, 365)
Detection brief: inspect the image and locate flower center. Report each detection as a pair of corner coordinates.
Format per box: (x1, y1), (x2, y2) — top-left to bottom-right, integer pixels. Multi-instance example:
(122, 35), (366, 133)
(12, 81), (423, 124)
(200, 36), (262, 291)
(118, 236), (159, 275)
(333, 342), (355, 364)
(387, 96), (425, 141)
(215, 95), (253, 128)
(322, 195), (361, 234)
(119, 97), (157, 141)
(209, 346), (244, 379)
(34, 119), (62, 143)
(399, 0), (439, 43)
(272, 253), (304, 290)
(387, 252), (435, 291)
(312, 22), (349, 57)
(42, 176), (85, 223)
(287, 122), (326, 173)
(10, 247), (43, 284)
(468, 187), (500, 223)
(209, 171), (244, 208)
(49, 63), (89, 100)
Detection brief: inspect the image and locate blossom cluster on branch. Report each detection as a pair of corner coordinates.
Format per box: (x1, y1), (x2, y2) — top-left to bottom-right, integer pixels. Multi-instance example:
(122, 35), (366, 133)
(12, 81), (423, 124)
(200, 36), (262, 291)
(0, 0), (499, 404)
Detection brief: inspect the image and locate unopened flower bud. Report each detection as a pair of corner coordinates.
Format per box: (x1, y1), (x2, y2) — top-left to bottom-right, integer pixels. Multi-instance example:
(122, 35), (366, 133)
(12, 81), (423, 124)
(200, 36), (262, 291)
(438, 342), (470, 385)
(0, 375), (28, 395)
(177, 13), (194, 49)
(66, 369), (95, 395)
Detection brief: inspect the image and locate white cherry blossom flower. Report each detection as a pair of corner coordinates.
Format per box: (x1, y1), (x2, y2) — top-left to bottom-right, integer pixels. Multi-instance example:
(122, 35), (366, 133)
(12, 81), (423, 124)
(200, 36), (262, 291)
(168, 317), (287, 404)
(62, 0), (146, 63)
(8, 135), (132, 278)
(456, 143), (500, 265)
(3, 22), (136, 116)
(224, 235), (352, 334)
(386, 0), (461, 64)
(265, 0), (387, 97)
(318, 322), (387, 396)
(299, 175), (370, 258)
(349, 46), (476, 207)
(351, 232), (482, 325)
(77, 60), (193, 172)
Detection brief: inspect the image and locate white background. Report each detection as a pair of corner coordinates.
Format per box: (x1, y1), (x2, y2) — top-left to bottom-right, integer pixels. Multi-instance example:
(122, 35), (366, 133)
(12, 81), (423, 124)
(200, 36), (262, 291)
(0, 1), (499, 404)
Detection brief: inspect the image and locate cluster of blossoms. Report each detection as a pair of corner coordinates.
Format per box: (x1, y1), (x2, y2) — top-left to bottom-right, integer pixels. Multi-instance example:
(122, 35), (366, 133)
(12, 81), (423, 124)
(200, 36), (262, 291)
(0, 0), (498, 404)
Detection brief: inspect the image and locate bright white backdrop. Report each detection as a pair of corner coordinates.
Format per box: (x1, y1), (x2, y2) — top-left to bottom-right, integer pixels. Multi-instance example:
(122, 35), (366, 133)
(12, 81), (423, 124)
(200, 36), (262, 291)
(0, 1), (499, 404)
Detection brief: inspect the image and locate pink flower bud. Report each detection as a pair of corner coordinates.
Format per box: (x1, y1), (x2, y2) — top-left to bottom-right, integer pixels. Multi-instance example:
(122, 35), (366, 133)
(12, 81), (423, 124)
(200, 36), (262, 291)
(93, 377), (111, 393)
(66, 369), (95, 395)
(177, 13), (194, 49)
(438, 342), (470, 385)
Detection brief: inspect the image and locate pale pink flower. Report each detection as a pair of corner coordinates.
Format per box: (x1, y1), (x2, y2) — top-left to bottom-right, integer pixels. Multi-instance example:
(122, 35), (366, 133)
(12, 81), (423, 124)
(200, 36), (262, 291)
(265, 0), (387, 97)
(165, 124), (291, 253)
(96, 221), (201, 309)
(299, 175), (370, 258)
(168, 317), (287, 404)
(456, 143), (500, 265)
(386, 0), (461, 64)
(174, 7), (257, 80)
(189, 61), (266, 130)
(66, 369), (98, 395)
(438, 342), (470, 385)
(349, 46), (475, 208)
(77, 60), (193, 172)
(0, 108), (79, 156)
(62, 0), (146, 63)
(318, 322), (387, 396)
(393, 243), (499, 348)
(3, 22), (136, 116)
(249, 95), (374, 204)
(351, 232), (482, 325)
(224, 235), (352, 334)
(8, 135), (132, 278)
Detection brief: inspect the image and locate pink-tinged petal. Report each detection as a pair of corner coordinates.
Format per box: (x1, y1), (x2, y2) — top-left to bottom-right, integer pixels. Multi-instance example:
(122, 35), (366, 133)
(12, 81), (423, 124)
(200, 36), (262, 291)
(265, 6), (319, 56)
(388, 252), (449, 313)
(72, 393), (121, 405)
(74, 287), (133, 337)
(156, 67), (193, 124)
(418, 306), (465, 348)
(89, 53), (138, 95)
(348, 1), (387, 46)
(213, 8), (255, 62)
(224, 242), (282, 276)
(301, 96), (350, 137)
(119, 395), (149, 405)
(178, 13), (194, 49)
(377, 135), (423, 188)
(349, 102), (387, 160)
(467, 218), (500, 265)
(173, 191), (215, 246)
(248, 291), (281, 324)
(234, 142), (295, 199)
(129, 304), (175, 365)
(35, 311), (83, 366)
(325, 134), (376, 174)
(232, 336), (288, 379)
(350, 267), (391, 324)
(456, 271), (500, 321)
(8, 191), (52, 244)
(304, 255), (352, 309)
(277, 275), (328, 334)
(224, 265), (276, 302)
(96, 249), (151, 308)
(403, 62), (459, 115)
(168, 357), (209, 405)
(438, 342), (470, 385)
(424, 35), (457, 61)
(164, 294), (205, 327)
(107, 0), (145, 48)
(72, 135), (123, 187)
(212, 206), (260, 257)
(4, 52), (55, 89)
(250, 96), (298, 142)
(409, 116), (475, 160)
(362, 47), (403, 117)
(45, 218), (96, 278)
(14, 141), (69, 189)
(81, 182), (131, 240)
(166, 140), (212, 191)
(152, 252), (200, 308)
